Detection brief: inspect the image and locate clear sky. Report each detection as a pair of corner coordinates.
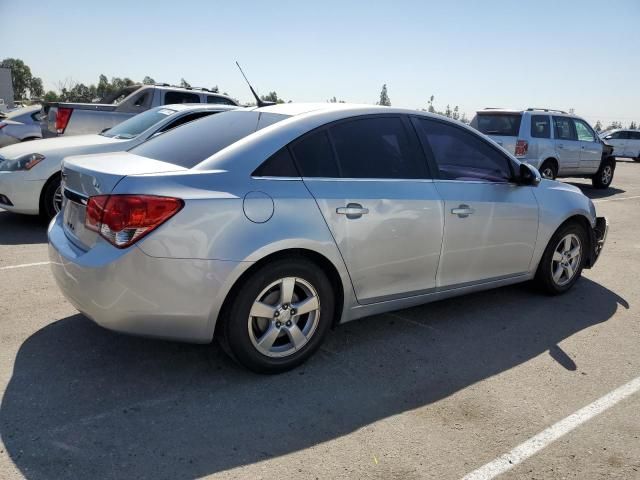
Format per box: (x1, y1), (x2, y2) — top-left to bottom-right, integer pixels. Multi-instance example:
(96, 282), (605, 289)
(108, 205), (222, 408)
(1, 0), (638, 125)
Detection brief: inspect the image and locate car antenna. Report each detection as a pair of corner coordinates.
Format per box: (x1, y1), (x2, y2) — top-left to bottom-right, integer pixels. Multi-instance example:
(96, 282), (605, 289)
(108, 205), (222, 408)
(235, 61), (275, 108)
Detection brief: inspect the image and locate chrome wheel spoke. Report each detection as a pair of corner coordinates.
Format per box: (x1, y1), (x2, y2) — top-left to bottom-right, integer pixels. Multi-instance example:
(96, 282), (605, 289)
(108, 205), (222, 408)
(250, 301), (276, 319)
(257, 325), (280, 350)
(292, 295), (319, 316)
(552, 251), (563, 262)
(280, 277), (296, 305)
(285, 324), (306, 349)
(568, 246), (580, 259)
(564, 263), (574, 279)
(553, 264), (564, 283)
(563, 236), (571, 252)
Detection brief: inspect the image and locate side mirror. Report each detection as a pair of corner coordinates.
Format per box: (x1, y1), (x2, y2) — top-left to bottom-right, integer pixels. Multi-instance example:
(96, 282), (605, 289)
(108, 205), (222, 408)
(519, 163), (541, 186)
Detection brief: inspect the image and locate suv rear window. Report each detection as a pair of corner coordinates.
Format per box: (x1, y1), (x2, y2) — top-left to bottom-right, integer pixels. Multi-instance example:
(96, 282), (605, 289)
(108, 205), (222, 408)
(475, 113), (522, 136)
(131, 111), (288, 168)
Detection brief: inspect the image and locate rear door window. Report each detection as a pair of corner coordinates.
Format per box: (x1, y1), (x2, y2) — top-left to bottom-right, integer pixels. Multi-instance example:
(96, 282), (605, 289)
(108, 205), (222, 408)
(475, 113), (522, 136)
(530, 115), (551, 138)
(553, 117), (577, 140)
(291, 130), (340, 177)
(328, 116), (427, 179)
(164, 91), (200, 104)
(629, 131), (640, 140)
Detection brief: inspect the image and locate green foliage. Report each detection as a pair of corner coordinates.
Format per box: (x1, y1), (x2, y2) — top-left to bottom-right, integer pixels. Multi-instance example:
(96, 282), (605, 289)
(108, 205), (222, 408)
(29, 77), (44, 98)
(180, 78), (191, 88)
(142, 76), (156, 85)
(629, 121), (637, 130)
(328, 96), (345, 103)
(0, 58), (44, 99)
(260, 91), (285, 103)
(43, 91), (59, 102)
(377, 84), (391, 106)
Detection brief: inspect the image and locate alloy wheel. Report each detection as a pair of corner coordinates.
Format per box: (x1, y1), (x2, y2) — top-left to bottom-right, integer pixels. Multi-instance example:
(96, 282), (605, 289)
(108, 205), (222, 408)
(541, 167), (555, 179)
(53, 185), (63, 213)
(247, 277), (321, 358)
(601, 165), (613, 185)
(551, 233), (581, 286)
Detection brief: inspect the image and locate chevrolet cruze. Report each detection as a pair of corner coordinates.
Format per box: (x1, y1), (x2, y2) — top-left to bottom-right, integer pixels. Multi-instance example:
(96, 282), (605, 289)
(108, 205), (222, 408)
(48, 104), (608, 373)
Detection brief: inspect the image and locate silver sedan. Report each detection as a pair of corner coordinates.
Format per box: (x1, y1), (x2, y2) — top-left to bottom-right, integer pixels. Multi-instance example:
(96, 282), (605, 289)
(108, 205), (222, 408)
(48, 104), (608, 373)
(0, 105), (43, 147)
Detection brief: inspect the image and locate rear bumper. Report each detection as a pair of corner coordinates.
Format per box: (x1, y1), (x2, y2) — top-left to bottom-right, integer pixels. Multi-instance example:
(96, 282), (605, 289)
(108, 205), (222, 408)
(48, 214), (248, 343)
(0, 172), (44, 215)
(586, 216), (608, 268)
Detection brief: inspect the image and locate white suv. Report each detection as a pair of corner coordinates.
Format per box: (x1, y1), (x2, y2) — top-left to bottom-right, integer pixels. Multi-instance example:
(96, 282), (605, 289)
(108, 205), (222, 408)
(600, 129), (640, 161)
(471, 108), (615, 189)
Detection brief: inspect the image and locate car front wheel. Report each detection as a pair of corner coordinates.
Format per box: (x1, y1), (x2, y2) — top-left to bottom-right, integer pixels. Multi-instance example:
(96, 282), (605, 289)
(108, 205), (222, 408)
(219, 258), (334, 373)
(539, 160), (557, 180)
(592, 159), (615, 189)
(535, 222), (587, 294)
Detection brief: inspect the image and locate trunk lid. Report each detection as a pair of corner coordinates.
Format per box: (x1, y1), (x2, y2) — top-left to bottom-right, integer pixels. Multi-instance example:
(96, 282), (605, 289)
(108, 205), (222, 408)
(61, 151), (187, 250)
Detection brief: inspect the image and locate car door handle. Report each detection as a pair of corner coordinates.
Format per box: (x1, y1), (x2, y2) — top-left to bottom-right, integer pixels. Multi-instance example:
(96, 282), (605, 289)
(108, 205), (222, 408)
(336, 203), (369, 219)
(451, 205), (475, 218)
(557, 144), (564, 149)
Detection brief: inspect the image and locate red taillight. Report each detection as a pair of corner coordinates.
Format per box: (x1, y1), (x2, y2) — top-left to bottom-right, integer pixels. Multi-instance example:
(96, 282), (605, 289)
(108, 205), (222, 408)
(515, 139), (529, 157)
(85, 194), (183, 248)
(55, 107), (73, 134)
(0, 123), (6, 130)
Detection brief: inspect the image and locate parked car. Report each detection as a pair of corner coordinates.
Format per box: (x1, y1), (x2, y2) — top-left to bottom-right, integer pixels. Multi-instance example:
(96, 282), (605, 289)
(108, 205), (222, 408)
(0, 105), (43, 147)
(471, 108), (615, 189)
(0, 103), (237, 219)
(600, 129), (640, 161)
(42, 84), (239, 138)
(49, 103), (608, 373)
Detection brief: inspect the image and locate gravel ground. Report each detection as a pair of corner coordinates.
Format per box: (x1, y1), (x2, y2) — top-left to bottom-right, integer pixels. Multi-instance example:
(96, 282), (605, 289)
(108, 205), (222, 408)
(0, 159), (638, 480)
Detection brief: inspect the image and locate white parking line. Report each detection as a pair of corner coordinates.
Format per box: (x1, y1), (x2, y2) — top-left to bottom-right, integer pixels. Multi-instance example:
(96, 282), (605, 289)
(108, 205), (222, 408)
(461, 375), (640, 480)
(594, 195), (640, 203)
(0, 261), (50, 270)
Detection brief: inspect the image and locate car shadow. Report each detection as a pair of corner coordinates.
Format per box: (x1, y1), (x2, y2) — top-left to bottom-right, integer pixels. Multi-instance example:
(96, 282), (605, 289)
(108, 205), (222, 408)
(0, 278), (627, 479)
(0, 210), (48, 245)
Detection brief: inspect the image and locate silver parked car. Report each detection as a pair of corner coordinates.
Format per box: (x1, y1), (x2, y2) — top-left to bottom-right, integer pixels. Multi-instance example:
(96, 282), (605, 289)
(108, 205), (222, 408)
(49, 104), (608, 373)
(471, 108), (615, 189)
(0, 105), (43, 147)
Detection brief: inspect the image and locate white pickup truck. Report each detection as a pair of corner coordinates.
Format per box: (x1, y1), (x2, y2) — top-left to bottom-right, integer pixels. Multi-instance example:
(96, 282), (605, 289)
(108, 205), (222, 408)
(42, 84), (239, 137)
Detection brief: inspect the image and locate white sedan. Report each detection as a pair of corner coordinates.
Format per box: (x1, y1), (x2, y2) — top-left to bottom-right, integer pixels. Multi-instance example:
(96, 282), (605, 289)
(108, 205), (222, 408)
(0, 103), (236, 219)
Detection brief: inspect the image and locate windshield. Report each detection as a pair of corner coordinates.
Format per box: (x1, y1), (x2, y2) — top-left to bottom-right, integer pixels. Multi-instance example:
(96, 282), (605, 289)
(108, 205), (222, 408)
(476, 113), (522, 136)
(130, 110), (289, 168)
(101, 107), (177, 139)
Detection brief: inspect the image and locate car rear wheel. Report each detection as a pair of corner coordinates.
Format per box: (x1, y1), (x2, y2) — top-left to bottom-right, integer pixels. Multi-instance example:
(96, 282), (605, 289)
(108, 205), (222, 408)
(219, 258), (334, 373)
(40, 174), (62, 221)
(592, 159), (615, 189)
(539, 160), (557, 180)
(535, 222), (587, 294)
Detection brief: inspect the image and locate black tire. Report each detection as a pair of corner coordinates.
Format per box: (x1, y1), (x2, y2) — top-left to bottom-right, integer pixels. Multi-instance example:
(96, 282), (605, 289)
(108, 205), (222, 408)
(539, 160), (557, 180)
(20, 137), (39, 142)
(39, 174), (62, 221)
(592, 158), (615, 189)
(218, 257), (335, 374)
(535, 222), (588, 295)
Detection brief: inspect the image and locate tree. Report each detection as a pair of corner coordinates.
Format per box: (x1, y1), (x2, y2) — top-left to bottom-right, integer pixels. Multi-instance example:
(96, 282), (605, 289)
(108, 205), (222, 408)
(43, 90), (59, 102)
(0, 58), (32, 99)
(460, 112), (469, 124)
(260, 91), (285, 103)
(142, 76), (156, 85)
(629, 121), (637, 130)
(29, 77), (44, 98)
(452, 105), (460, 121)
(328, 96), (345, 103)
(427, 95), (435, 113)
(444, 104), (452, 118)
(594, 120), (602, 132)
(180, 78), (191, 88)
(377, 84), (391, 106)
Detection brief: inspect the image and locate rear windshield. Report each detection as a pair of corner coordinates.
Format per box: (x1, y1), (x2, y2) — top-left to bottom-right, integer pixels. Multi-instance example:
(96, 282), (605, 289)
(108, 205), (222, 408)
(475, 113), (522, 136)
(101, 107), (176, 139)
(129, 110), (289, 168)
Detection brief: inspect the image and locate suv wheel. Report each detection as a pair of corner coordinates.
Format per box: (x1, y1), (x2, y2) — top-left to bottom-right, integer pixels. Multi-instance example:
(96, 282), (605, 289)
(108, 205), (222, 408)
(592, 158), (615, 189)
(539, 160), (557, 180)
(219, 258), (334, 373)
(535, 222), (587, 295)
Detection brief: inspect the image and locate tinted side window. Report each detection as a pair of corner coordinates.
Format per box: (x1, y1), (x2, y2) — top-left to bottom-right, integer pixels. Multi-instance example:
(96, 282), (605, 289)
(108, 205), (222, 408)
(573, 119), (595, 142)
(292, 130), (339, 177)
(530, 115), (550, 138)
(629, 131), (640, 140)
(164, 91), (200, 104)
(158, 111), (215, 133)
(329, 117), (427, 179)
(613, 131), (630, 140)
(207, 96), (236, 105)
(253, 148), (299, 177)
(416, 118), (512, 182)
(553, 116), (577, 140)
